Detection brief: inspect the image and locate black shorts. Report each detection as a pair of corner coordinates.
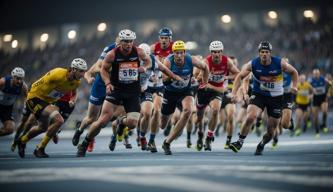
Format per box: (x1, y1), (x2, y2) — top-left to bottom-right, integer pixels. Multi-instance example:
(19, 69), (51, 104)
(162, 89), (194, 115)
(26, 97), (50, 120)
(146, 86), (164, 98)
(105, 89), (140, 113)
(312, 94), (327, 107)
(296, 103), (309, 112)
(221, 92), (232, 109)
(140, 91), (153, 103)
(0, 104), (14, 122)
(282, 92), (294, 110)
(249, 93), (283, 118)
(196, 88), (222, 110)
(54, 100), (75, 121)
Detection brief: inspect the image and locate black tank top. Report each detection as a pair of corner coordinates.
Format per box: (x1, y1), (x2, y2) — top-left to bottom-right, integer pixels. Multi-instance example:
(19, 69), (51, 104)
(111, 46), (141, 93)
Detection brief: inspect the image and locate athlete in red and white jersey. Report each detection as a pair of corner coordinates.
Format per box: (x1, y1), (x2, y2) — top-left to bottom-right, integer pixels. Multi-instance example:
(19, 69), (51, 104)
(151, 27), (173, 63)
(195, 41), (239, 151)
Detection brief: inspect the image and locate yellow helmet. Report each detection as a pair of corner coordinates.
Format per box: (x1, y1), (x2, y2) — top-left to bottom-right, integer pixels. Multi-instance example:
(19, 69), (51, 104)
(172, 40), (186, 52)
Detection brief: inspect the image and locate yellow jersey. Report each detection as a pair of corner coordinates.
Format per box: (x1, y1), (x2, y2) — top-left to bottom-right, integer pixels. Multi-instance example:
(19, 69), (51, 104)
(27, 68), (81, 103)
(296, 82), (311, 105)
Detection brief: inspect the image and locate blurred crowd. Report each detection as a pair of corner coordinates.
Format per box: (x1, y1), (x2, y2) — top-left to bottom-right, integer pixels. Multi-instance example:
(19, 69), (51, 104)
(0, 18), (332, 125)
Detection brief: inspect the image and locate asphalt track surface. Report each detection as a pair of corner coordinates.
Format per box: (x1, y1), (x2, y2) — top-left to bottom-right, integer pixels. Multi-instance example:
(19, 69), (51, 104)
(1, 128), (333, 192)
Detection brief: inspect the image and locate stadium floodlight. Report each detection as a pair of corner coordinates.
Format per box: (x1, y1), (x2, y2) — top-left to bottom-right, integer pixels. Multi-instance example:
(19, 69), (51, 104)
(11, 40), (18, 48)
(67, 30), (77, 39)
(97, 23), (107, 32)
(268, 11), (278, 19)
(303, 10), (314, 18)
(3, 34), (12, 42)
(221, 15), (231, 23)
(40, 33), (49, 42)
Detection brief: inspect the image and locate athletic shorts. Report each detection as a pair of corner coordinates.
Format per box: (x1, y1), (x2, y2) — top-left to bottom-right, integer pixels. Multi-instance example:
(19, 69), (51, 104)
(162, 89), (194, 115)
(196, 88), (222, 110)
(249, 93), (283, 118)
(26, 97), (50, 120)
(89, 78), (106, 105)
(54, 100), (75, 121)
(105, 89), (140, 113)
(0, 104), (14, 122)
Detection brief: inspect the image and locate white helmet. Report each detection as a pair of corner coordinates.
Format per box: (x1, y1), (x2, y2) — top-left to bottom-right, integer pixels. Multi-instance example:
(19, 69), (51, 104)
(139, 43), (151, 56)
(11, 67), (25, 78)
(71, 58), (87, 71)
(209, 41), (224, 51)
(118, 29), (136, 40)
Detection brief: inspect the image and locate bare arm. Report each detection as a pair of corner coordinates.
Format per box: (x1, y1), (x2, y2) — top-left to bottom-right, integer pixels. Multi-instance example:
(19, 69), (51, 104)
(281, 59), (299, 92)
(138, 48), (152, 72)
(101, 50), (115, 94)
(157, 58), (182, 81)
(84, 59), (102, 84)
(231, 61), (252, 96)
(226, 57), (240, 80)
(0, 77), (5, 90)
(192, 56), (209, 85)
(21, 82), (28, 97)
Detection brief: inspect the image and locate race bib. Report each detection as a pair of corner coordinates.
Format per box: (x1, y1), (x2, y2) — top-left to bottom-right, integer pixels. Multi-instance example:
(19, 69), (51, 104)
(171, 75), (191, 89)
(209, 74), (225, 83)
(119, 62), (138, 82)
(299, 90), (309, 96)
(48, 90), (64, 99)
(260, 82), (275, 91)
(314, 87), (325, 95)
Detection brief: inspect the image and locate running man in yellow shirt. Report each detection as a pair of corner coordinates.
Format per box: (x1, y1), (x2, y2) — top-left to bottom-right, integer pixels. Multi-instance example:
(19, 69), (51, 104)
(294, 74), (313, 136)
(17, 58), (87, 158)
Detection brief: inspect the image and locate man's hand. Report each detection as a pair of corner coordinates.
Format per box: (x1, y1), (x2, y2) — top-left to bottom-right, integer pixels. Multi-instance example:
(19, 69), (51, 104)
(106, 83), (114, 95)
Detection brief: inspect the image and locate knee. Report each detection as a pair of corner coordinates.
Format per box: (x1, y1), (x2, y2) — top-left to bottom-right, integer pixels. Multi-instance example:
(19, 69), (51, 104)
(245, 113), (257, 124)
(182, 108), (192, 119)
(126, 119), (138, 129)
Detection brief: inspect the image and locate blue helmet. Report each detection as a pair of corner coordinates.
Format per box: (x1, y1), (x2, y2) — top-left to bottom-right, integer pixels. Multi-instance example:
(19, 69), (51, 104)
(159, 27), (172, 37)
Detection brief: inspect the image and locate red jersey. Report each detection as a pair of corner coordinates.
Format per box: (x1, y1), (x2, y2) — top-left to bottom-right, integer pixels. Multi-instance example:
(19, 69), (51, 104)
(58, 91), (76, 102)
(153, 42), (173, 58)
(206, 55), (229, 88)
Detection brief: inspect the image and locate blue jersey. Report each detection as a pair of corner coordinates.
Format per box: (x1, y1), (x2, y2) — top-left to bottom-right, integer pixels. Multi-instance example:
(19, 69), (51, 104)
(89, 43), (117, 105)
(310, 75), (326, 96)
(283, 72), (292, 93)
(99, 43), (117, 60)
(140, 54), (158, 91)
(251, 56), (283, 97)
(0, 76), (22, 106)
(165, 53), (193, 92)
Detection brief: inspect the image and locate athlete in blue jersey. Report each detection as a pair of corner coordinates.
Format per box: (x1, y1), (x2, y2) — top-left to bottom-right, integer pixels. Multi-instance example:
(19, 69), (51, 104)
(160, 40), (209, 155)
(135, 43), (182, 152)
(72, 40), (118, 149)
(310, 69), (332, 137)
(228, 41), (298, 155)
(0, 67), (28, 136)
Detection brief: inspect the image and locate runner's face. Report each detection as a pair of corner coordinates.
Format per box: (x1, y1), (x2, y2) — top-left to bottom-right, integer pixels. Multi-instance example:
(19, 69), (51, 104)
(173, 50), (185, 64)
(12, 76), (23, 86)
(259, 50), (271, 63)
(159, 36), (171, 48)
(121, 40), (134, 52)
(210, 50), (222, 63)
(73, 69), (85, 80)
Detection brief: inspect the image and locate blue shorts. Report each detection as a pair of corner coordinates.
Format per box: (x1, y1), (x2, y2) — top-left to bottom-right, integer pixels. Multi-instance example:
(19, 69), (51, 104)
(89, 75), (106, 105)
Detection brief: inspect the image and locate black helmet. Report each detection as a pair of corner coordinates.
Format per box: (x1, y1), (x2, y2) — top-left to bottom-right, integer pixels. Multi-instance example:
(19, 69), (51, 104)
(258, 41), (272, 52)
(159, 27), (172, 37)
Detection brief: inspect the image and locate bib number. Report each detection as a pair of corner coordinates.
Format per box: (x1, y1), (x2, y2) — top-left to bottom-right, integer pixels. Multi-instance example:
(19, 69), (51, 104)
(119, 62), (138, 81)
